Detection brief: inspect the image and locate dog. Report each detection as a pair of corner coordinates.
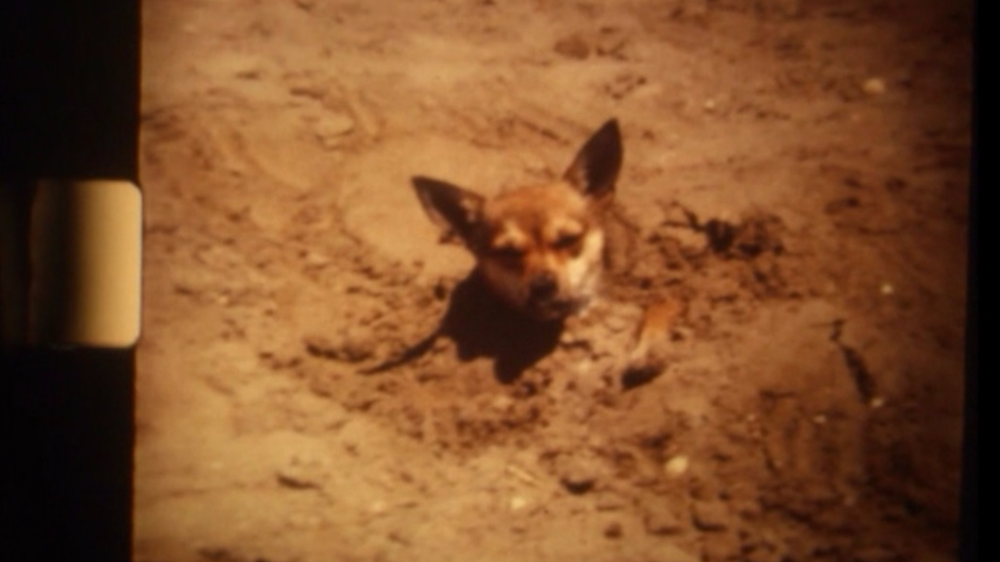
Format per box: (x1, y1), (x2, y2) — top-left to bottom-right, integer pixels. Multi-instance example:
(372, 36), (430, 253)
(413, 119), (622, 322)
(410, 119), (680, 384)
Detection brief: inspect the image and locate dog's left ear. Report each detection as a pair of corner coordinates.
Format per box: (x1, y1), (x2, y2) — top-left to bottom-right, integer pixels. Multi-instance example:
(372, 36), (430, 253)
(563, 119), (623, 201)
(412, 176), (486, 247)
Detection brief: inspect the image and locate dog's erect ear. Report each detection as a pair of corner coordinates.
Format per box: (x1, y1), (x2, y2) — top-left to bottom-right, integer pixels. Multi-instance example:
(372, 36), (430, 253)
(563, 119), (623, 201)
(412, 176), (486, 246)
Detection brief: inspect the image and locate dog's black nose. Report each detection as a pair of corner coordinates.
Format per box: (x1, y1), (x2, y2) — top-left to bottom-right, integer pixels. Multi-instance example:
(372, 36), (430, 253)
(529, 272), (558, 300)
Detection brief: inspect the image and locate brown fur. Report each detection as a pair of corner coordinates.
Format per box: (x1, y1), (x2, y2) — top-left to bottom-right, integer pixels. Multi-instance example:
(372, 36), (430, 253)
(413, 119), (677, 380)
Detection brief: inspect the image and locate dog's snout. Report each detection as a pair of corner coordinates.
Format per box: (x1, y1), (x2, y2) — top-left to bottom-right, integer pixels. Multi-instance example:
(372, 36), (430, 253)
(529, 272), (558, 300)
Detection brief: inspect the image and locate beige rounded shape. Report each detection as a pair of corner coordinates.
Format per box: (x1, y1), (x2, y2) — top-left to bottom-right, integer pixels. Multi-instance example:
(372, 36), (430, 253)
(29, 179), (142, 347)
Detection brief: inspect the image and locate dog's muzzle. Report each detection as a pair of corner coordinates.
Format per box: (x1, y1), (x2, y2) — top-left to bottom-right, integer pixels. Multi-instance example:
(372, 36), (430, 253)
(525, 272), (582, 320)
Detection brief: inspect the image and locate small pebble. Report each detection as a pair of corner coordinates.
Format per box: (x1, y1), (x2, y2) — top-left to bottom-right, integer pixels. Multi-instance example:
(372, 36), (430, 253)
(315, 113), (356, 148)
(369, 500), (388, 515)
(692, 500), (732, 531)
(557, 456), (602, 494)
(554, 34), (590, 59)
(492, 395), (514, 411)
(560, 472), (597, 495)
(644, 505), (684, 535)
(509, 496), (528, 511)
(604, 521), (623, 539)
(275, 453), (326, 490)
(664, 455), (690, 478)
(304, 252), (331, 266)
(862, 77), (887, 96)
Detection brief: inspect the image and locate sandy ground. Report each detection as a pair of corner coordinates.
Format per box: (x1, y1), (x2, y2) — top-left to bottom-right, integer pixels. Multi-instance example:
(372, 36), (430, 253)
(133, 1), (972, 561)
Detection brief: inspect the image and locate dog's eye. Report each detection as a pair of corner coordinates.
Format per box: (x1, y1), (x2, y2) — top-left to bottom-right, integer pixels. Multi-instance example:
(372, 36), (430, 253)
(491, 245), (525, 260)
(553, 233), (582, 251)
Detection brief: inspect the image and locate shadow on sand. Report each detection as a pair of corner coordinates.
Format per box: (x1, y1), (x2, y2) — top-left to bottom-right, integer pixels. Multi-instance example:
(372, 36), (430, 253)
(359, 272), (563, 383)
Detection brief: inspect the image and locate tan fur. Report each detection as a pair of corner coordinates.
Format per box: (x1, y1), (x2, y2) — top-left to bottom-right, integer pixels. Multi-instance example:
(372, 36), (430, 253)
(412, 119), (678, 380)
(473, 181), (604, 319)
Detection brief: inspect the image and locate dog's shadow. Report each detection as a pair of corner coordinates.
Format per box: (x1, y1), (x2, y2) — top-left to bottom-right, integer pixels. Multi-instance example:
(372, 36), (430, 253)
(361, 272), (563, 383)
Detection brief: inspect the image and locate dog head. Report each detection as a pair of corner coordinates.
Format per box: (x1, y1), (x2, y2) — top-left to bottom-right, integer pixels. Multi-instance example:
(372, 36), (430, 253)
(413, 119), (623, 321)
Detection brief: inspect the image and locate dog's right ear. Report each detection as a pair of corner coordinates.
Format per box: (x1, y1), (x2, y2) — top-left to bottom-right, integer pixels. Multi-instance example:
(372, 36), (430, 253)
(563, 119), (623, 203)
(412, 176), (486, 246)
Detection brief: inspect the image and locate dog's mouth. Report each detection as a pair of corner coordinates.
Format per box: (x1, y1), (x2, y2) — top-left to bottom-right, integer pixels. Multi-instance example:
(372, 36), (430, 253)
(524, 295), (585, 321)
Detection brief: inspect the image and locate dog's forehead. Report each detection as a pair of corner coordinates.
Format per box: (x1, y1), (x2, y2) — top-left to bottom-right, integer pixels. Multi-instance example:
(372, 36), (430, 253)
(484, 182), (589, 234)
